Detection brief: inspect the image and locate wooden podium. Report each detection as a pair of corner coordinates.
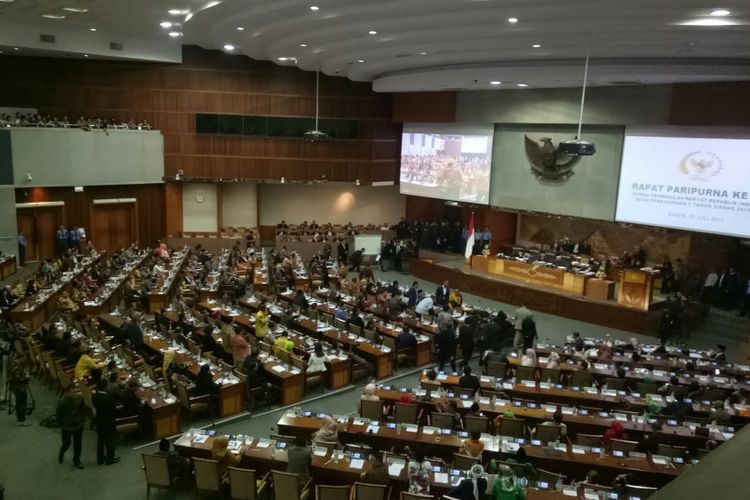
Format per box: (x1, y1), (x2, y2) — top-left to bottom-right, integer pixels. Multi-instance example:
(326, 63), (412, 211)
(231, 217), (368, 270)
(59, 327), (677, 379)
(617, 270), (654, 311)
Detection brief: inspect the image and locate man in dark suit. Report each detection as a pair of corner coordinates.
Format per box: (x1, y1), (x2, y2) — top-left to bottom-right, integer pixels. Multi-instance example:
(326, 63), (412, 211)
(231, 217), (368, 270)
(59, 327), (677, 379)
(122, 315), (144, 352)
(350, 248), (364, 272)
(92, 380), (120, 465)
(406, 281), (420, 307)
(435, 280), (450, 306)
(337, 239), (349, 265)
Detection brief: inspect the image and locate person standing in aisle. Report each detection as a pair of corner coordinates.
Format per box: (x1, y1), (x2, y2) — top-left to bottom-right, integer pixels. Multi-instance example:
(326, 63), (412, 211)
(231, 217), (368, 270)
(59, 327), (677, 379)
(57, 384), (87, 469)
(68, 225), (81, 252)
(92, 380), (120, 465)
(17, 231), (27, 266)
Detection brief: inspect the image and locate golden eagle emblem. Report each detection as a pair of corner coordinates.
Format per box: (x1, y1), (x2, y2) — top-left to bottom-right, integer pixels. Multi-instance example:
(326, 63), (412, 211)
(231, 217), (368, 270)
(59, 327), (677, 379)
(524, 135), (582, 180)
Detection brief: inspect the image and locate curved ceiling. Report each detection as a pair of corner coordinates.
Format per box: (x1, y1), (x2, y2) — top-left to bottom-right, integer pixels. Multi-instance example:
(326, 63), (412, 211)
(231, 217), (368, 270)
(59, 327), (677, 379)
(1, 0), (749, 91)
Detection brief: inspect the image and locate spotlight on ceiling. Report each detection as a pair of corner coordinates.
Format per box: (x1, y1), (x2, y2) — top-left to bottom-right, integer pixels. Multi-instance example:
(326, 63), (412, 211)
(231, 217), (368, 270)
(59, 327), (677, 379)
(223, 44), (235, 51)
(490, 81), (502, 85)
(508, 17), (518, 23)
(160, 21), (172, 28)
(710, 9), (730, 17)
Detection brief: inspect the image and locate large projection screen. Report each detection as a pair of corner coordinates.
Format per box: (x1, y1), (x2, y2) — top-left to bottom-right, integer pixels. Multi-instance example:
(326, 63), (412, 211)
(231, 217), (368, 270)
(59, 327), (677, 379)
(400, 124), (493, 204)
(615, 131), (750, 238)
(489, 124), (624, 221)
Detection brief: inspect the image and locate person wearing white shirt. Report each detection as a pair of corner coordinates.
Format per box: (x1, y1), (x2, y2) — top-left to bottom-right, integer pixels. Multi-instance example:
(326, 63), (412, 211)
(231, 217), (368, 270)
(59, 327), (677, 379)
(513, 305), (531, 349)
(702, 269), (719, 305)
(307, 343), (328, 374)
(415, 296), (434, 316)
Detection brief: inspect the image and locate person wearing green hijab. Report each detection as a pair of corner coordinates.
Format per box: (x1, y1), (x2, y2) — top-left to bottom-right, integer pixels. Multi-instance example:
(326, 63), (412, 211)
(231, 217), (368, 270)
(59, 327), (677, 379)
(492, 465), (526, 500)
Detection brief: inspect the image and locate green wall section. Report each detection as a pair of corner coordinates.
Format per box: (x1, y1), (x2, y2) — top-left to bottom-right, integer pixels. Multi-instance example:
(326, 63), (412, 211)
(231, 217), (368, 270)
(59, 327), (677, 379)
(489, 124), (624, 221)
(0, 130), (13, 185)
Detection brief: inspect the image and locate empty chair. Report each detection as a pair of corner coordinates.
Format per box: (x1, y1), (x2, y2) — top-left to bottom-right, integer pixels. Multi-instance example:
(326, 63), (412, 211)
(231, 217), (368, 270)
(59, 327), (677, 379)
(498, 417), (525, 438)
(270, 434), (296, 446)
(656, 444), (687, 458)
(603, 378), (628, 391)
(452, 386), (476, 399)
(536, 468), (566, 485)
(452, 453), (480, 470)
(141, 453), (174, 499)
(575, 434), (604, 447)
(610, 438), (638, 454)
(394, 402), (419, 424)
(192, 457), (222, 495)
(636, 382), (658, 395)
(486, 361), (507, 378)
(271, 470), (313, 500)
(353, 482), (391, 500)
(569, 370), (593, 387)
(624, 485), (658, 499)
(431, 413), (456, 429)
(534, 424), (561, 444)
(539, 368), (560, 384)
(360, 399), (384, 420)
(515, 365), (537, 383)
(464, 416), (489, 434)
(334, 318), (348, 331)
(174, 379), (212, 422)
(401, 493), (435, 500)
(316, 485), (351, 500)
(228, 467), (269, 500)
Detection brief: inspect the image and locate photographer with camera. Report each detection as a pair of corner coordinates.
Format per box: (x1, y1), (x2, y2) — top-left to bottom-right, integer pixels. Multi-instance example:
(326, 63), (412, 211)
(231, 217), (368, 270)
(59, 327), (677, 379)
(8, 352), (32, 426)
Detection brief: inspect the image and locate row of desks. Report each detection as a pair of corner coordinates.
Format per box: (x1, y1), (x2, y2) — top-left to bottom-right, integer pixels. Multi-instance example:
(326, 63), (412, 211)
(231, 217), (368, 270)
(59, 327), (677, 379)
(0, 254), (17, 280)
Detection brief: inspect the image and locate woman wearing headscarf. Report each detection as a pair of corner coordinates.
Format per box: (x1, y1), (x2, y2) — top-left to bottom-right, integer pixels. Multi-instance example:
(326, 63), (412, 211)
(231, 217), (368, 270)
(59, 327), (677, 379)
(312, 415), (339, 444)
(545, 351), (560, 369)
(407, 448), (432, 494)
(521, 348), (537, 367)
(603, 420), (628, 450)
(447, 463), (487, 500)
(211, 435), (243, 481)
(492, 464), (526, 500)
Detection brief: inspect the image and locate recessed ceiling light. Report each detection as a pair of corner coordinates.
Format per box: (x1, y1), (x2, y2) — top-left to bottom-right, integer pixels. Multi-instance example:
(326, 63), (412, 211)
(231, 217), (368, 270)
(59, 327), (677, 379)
(236, 26), (244, 31)
(168, 9), (182, 15)
(277, 57), (288, 61)
(419, 52), (427, 55)
(224, 44), (235, 51)
(517, 83), (529, 87)
(41, 14), (67, 19)
(679, 18), (735, 26)
(357, 59), (365, 63)
(310, 5), (319, 11)
(89, 27), (97, 31)
(490, 81), (502, 85)
(710, 9), (730, 17)
(0, 0), (16, 3)
(168, 31), (182, 37)
(160, 21), (172, 28)
(13, 47), (19, 51)
(300, 43), (307, 47)
(508, 17), (518, 23)
(532, 44), (541, 48)
(368, 30), (377, 35)
(83, 54), (89, 58)
(63, 7), (88, 13)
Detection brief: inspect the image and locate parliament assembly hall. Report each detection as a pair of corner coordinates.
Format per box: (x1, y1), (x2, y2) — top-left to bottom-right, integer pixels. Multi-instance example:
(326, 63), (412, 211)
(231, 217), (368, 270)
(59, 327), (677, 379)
(1, 1), (750, 499)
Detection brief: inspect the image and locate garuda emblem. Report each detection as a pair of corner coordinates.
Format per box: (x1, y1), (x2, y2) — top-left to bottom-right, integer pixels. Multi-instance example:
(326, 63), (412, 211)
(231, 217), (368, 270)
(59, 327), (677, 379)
(524, 135), (581, 180)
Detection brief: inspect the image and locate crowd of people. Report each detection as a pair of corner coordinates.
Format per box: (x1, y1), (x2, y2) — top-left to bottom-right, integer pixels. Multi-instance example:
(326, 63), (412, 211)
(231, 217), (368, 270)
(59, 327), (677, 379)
(400, 153), (491, 204)
(0, 112), (152, 131)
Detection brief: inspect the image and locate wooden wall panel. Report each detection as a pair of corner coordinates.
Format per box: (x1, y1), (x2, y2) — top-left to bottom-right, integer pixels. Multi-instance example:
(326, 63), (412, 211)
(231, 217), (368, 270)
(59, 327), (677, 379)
(15, 184), (165, 248)
(0, 45), (400, 186)
(670, 82), (750, 126)
(392, 92), (456, 123)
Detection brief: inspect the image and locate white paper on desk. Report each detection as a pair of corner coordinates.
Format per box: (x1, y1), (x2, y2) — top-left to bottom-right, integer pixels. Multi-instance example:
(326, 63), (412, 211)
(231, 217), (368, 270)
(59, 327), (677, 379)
(502, 382), (514, 390)
(480, 376), (492, 383)
(434, 472), (449, 484)
(461, 400), (473, 409)
(571, 446), (586, 455)
(353, 418), (367, 426)
(192, 434), (209, 444)
(366, 425), (380, 434)
(388, 463), (405, 476)
(602, 389), (618, 397)
(437, 374), (448, 381)
(313, 448), (328, 457)
(496, 399), (510, 407)
(522, 380), (536, 387)
(479, 397), (490, 405)
(614, 413), (628, 422)
(585, 387), (598, 394)
(404, 425), (418, 433)
(431, 391), (442, 398)
(165, 396), (177, 404)
(256, 439), (272, 448)
(349, 459), (365, 470)
(652, 455), (668, 465)
(271, 365), (287, 373)
(562, 407), (575, 415)
(539, 382), (552, 389)
(723, 432), (734, 440)
(422, 427), (437, 435)
(584, 491), (600, 500)
(542, 404), (556, 413)
(562, 487), (577, 497)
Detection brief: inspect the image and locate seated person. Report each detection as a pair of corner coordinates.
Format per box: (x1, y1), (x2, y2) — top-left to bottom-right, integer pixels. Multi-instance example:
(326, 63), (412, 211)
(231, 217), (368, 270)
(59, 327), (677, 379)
(193, 364), (219, 397)
(211, 435), (243, 481)
(273, 331), (294, 355)
(307, 343), (328, 374)
(459, 431), (485, 458)
(458, 366), (480, 395)
(156, 438), (189, 479)
(358, 383), (381, 414)
(74, 347), (106, 380)
(397, 328), (418, 350)
(447, 464), (486, 500)
(287, 435), (312, 485)
(361, 450), (389, 484)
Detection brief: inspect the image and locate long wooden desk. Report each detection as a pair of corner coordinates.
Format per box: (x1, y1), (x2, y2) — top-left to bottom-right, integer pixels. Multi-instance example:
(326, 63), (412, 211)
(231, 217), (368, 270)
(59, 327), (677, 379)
(275, 414), (685, 487)
(472, 256), (590, 296)
(0, 255), (17, 279)
(147, 248), (189, 313)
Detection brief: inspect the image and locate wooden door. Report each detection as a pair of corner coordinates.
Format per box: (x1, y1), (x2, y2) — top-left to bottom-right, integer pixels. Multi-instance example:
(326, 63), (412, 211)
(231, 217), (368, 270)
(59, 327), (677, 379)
(16, 207), (61, 263)
(91, 203), (135, 253)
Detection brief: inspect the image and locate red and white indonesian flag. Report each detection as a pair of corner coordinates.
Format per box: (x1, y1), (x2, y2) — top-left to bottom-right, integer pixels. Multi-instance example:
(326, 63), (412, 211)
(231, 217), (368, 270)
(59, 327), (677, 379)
(464, 213), (475, 259)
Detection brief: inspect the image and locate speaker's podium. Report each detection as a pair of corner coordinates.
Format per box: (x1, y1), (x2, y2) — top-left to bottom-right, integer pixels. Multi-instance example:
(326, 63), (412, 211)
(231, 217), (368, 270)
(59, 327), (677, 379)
(617, 269), (654, 311)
